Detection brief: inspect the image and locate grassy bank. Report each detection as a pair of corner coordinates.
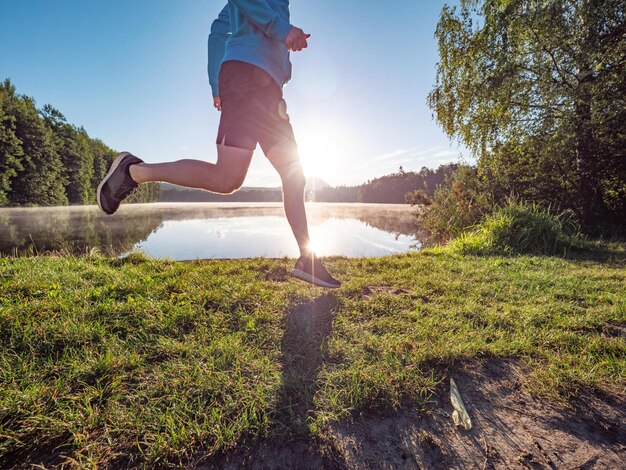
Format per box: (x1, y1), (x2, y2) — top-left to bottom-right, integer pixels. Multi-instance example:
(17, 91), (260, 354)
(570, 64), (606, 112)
(1, 247), (625, 467)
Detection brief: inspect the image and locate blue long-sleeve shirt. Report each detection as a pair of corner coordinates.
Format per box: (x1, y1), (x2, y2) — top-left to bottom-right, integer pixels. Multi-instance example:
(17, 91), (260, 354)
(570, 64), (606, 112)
(208, 1), (293, 97)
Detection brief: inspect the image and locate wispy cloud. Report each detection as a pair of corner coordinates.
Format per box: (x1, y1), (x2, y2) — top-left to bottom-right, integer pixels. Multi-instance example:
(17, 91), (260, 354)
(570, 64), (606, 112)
(418, 149), (459, 162)
(371, 148), (416, 163)
(363, 146), (461, 171)
(371, 147), (439, 164)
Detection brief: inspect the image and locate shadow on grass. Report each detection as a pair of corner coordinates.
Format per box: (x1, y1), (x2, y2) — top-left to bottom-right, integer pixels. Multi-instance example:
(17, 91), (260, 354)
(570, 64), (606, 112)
(274, 293), (338, 437)
(565, 244), (626, 263)
(201, 293), (342, 469)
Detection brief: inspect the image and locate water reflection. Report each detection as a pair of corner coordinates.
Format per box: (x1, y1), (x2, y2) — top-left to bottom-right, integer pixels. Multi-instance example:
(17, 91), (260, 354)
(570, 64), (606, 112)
(0, 206), (165, 256)
(0, 203), (422, 259)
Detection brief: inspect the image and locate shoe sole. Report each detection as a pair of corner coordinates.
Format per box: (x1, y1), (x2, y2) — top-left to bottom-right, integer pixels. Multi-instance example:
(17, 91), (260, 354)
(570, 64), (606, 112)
(290, 268), (341, 288)
(97, 151), (132, 214)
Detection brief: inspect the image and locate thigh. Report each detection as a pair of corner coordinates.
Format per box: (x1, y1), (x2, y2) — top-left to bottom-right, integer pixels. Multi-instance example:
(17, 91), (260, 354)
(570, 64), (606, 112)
(214, 143), (254, 181)
(255, 88), (301, 179)
(256, 88), (298, 157)
(217, 61), (275, 151)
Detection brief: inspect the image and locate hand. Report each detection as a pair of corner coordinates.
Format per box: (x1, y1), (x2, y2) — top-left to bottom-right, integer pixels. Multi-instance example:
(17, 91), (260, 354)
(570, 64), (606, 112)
(213, 96), (221, 112)
(285, 26), (310, 52)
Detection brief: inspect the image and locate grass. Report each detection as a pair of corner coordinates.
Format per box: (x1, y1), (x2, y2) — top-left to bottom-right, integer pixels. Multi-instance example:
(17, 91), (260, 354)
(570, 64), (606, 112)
(448, 200), (580, 255)
(0, 246), (625, 467)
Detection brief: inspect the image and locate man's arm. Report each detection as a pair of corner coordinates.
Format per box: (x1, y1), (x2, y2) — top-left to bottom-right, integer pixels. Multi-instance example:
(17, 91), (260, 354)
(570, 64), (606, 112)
(208, 5), (230, 99)
(230, 0), (292, 43)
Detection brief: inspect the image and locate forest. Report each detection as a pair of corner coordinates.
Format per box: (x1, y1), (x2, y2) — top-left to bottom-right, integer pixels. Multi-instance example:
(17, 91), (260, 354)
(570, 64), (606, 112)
(0, 79), (159, 207)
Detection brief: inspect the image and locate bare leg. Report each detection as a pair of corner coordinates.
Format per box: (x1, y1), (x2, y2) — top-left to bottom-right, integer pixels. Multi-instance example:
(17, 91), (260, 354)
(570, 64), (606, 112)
(264, 142), (310, 256)
(129, 144), (254, 194)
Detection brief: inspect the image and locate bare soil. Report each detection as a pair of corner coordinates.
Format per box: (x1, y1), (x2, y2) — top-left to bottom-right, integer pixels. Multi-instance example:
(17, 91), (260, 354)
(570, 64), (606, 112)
(327, 360), (625, 469)
(205, 358), (625, 469)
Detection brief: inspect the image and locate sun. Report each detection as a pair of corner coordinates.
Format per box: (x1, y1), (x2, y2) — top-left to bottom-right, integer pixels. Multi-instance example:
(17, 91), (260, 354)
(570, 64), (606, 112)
(296, 119), (352, 183)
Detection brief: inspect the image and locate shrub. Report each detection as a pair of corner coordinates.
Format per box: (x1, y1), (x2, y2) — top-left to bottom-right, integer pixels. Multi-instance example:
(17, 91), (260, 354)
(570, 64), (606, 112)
(405, 189), (431, 206)
(449, 200), (580, 255)
(419, 166), (492, 241)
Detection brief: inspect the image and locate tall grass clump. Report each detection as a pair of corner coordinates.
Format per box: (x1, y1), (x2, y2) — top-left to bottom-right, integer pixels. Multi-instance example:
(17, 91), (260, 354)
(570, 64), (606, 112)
(449, 200), (580, 255)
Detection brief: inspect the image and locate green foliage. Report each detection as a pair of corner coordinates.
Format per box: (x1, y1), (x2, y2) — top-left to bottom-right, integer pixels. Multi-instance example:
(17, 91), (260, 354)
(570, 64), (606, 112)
(126, 180), (162, 204)
(90, 138), (115, 191)
(0, 81), (24, 205)
(420, 165), (492, 240)
(7, 94), (67, 206)
(42, 105), (95, 204)
(0, 79), (160, 207)
(449, 200), (580, 255)
(405, 188), (431, 206)
(429, 0), (626, 233)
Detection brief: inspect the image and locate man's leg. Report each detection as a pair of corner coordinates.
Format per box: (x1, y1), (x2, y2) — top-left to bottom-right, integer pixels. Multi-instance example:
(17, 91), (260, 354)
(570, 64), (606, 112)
(265, 142), (340, 288)
(97, 145), (253, 214)
(264, 142), (310, 256)
(130, 144), (254, 194)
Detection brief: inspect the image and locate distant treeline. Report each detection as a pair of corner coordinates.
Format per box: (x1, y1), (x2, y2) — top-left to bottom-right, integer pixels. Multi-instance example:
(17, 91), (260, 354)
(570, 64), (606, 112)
(0, 79), (159, 206)
(160, 185), (282, 203)
(313, 164), (459, 203)
(159, 164), (459, 205)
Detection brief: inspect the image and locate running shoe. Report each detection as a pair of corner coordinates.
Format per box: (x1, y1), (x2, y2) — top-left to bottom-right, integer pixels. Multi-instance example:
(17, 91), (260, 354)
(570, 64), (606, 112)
(97, 152), (143, 214)
(291, 253), (341, 288)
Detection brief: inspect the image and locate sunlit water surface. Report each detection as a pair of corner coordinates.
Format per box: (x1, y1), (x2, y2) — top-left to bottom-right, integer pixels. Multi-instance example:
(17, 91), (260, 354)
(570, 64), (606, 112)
(0, 203), (422, 260)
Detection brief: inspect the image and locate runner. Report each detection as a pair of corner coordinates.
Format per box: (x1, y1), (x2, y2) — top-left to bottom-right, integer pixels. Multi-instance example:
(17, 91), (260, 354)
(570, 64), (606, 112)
(97, 0), (341, 288)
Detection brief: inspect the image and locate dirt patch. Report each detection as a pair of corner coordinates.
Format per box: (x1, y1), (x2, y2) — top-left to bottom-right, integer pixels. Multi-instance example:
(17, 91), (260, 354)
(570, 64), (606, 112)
(207, 359), (625, 469)
(327, 359), (626, 469)
(199, 440), (339, 470)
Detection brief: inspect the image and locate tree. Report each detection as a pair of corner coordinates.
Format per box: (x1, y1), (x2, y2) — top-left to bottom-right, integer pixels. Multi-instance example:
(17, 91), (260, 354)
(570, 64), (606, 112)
(429, 0), (626, 232)
(0, 80), (24, 205)
(7, 92), (67, 206)
(90, 138), (115, 194)
(42, 105), (94, 204)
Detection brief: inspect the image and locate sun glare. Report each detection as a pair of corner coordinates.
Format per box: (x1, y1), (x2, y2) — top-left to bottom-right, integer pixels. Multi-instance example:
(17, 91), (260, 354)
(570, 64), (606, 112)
(296, 120), (352, 184)
(306, 225), (337, 257)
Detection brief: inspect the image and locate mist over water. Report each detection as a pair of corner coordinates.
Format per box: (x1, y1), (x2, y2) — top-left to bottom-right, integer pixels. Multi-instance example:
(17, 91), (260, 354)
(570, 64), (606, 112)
(0, 203), (423, 259)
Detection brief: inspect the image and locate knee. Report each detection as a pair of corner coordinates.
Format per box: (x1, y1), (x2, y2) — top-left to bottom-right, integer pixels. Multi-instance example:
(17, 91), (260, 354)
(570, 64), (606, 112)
(292, 171), (307, 192)
(280, 163), (306, 191)
(214, 174), (245, 194)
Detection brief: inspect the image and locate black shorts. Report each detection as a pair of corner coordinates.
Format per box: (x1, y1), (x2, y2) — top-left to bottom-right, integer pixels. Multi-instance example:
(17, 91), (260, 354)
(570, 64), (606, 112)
(216, 60), (296, 152)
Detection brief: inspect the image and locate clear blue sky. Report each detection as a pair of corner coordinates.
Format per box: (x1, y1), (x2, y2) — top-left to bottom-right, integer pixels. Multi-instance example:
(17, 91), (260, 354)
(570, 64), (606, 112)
(0, 0), (468, 187)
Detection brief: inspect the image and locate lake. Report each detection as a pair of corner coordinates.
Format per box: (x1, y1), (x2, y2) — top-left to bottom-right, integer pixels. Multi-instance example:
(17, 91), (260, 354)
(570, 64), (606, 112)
(0, 203), (423, 260)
